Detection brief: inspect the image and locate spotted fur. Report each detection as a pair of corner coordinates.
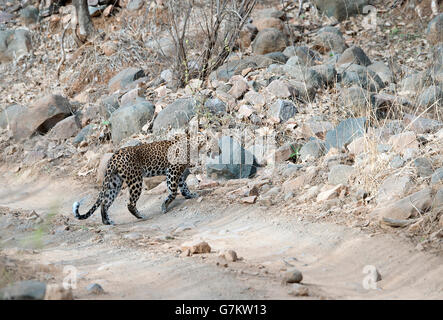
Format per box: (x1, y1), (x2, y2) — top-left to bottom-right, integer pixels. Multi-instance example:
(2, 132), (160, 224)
(73, 136), (202, 225)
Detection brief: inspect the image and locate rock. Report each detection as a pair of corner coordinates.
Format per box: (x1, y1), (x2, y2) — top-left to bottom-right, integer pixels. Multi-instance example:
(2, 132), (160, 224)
(283, 175), (307, 192)
(388, 131), (419, 153)
(434, 189), (443, 211)
(206, 136), (257, 180)
(431, 168), (443, 184)
(0, 104), (27, 130)
(145, 37), (175, 58)
(269, 99), (297, 123)
(403, 148), (419, 161)
(312, 0), (369, 22)
(312, 30), (347, 54)
(299, 140), (326, 161)
(108, 68), (145, 92)
(100, 94), (120, 119)
(102, 41), (117, 56)
(48, 115), (80, 141)
(325, 117), (367, 151)
(254, 17), (284, 31)
(368, 61), (394, 85)
(219, 250), (238, 262)
(400, 72), (431, 94)
(283, 268), (303, 283)
(310, 64), (337, 87)
(273, 143), (300, 163)
(120, 88), (140, 108)
(337, 46), (371, 66)
(13, 95), (73, 140)
(403, 113), (443, 134)
(97, 153), (113, 183)
(20, 6), (39, 25)
(204, 98), (226, 115)
(0, 280), (46, 300)
(0, 28), (32, 63)
(228, 76), (249, 99)
(266, 79), (292, 98)
(376, 175), (413, 204)
(241, 195), (257, 204)
(252, 28), (288, 55)
(44, 284), (73, 300)
(339, 86), (372, 113)
(86, 283), (105, 295)
(110, 101), (154, 144)
(24, 150), (45, 165)
(328, 165), (354, 185)
(374, 188), (433, 220)
(340, 64), (385, 91)
(417, 85), (443, 108)
(414, 158), (433, 177)
(297, 120), (334, 140)
(256, 8), (287, 20)
(426, 13), (443, 45)
(152, 98), (196, 134)
(73, 124), (94, 145)
(127, 0), (144, 11)
(264, 52), (288, 64)
(390, 155), (405, 169)
(181, 241), (211, 254)
(288, 284), (309, 297)
(244, 91), (265, 108)
(210, 58), (260, 82)
(284, 46), (319, 66)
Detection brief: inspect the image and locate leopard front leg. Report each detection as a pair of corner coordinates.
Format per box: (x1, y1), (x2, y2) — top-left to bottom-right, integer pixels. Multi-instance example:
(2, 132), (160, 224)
(161, 168), (180, 214)
(179, 168), (198, 199)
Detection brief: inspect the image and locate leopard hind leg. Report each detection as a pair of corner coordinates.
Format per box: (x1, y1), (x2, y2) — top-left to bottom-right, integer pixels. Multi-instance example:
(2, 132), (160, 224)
(100, 173), (122, 225)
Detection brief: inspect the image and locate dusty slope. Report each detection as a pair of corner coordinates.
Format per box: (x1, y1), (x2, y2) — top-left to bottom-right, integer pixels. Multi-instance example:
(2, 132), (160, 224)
(0, 166), (442, 299)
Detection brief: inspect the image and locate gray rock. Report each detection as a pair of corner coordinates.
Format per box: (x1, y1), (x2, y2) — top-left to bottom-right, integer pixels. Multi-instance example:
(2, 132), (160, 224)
(328, 164), (354, 185)
(431, 168), (443, 184)
(403, 113), (443, 134)
(153, 98), (196, 133)
(339, 85), (372, 111)
(312, 31), (347, 53)
(0, 280), (46, 300)
(203, 98), (226, 115)
(284, 46), (319, 66)
(127, 0), (144, 11)
(252, 28), (288, 55)
(299, 140), (326, 161)
(414, 158), (434, 177)
(108, 68), (145, 92)
(310, 64), (337, 87)
(426, 13), (443, 45)
(368, 61), (394, 85)
(433, 188), (443, 210)
(48, 115), (80, 140)
(264, 52), (288, 64)
(0, 28), (32, 63)
(86, 283), (105, 295)
(100, 93), (120, 119)
(210, 58), (259, 82)
(340, 64), (385, 91)
(312, 0), (369, 22)
(0, 104), (27, 129)
(325, 117), (367, 151)
(337, 46), (372, 66)
(110, 101), (154, 143)
(390, 155), (405, 169)
(73, 124), (93, 145)
(20, 6), (39, 25)
(206, 136), (257, 179)
(318, 26), (343, 36)
(417, 85), (443, 108)
(268, 64), (323, 89)
(145, 37), (175, 58)
(400, 72), (431, 93)
(377, 174), (413, 204)
(269, 99), (297, 123)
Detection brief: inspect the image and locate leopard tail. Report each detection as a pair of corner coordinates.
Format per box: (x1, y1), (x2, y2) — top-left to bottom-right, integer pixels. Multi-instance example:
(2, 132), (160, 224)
(72, 190), (103, 220)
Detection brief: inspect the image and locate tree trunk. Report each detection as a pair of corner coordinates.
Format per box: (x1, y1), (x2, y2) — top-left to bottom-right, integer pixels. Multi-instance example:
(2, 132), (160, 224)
(72, 0), (94, 44)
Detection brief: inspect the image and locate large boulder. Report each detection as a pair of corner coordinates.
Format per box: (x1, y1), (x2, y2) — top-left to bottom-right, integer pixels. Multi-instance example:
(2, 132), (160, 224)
(108, 68), (145, 92)
(110, 101), (154, 143)
(152, 98), (196, 134)
(252, 28), (288, 55)
(0, 28), (32, 63)
(8, 95), (73, 140)
(312, 0), (369, 22)
(206, 136), (257, 179)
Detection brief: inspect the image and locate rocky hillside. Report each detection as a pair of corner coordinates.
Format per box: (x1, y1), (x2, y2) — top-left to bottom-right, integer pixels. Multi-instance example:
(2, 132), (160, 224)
(0, 0), (442, 271)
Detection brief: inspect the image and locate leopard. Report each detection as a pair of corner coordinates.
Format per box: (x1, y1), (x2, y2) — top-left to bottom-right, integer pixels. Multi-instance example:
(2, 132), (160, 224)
(73, 132), (215, 225)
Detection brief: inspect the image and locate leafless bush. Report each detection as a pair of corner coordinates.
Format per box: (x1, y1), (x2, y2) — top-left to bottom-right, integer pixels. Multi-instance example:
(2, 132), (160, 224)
(163, 0), (257, 88)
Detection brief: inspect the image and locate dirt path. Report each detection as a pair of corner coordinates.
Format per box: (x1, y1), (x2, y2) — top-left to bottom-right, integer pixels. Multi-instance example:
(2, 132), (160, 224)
(0, 168), (442, 299)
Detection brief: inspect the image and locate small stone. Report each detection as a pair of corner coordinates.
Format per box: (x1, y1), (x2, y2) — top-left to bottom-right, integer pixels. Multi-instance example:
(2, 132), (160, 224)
(288, 284), (309, 297)
(390, 156), (405, 169)
(414, 158), (433, 177)
(181, 241), (211, 254)
(241, 195), (257, 204)
(283, 268), (303, 284)
(86, 283), (105, 295)
(328, 165), (354, 185)
(388, 131), (419, 154)
(219, 250), (238, 262)
(431, 168), (443, 184)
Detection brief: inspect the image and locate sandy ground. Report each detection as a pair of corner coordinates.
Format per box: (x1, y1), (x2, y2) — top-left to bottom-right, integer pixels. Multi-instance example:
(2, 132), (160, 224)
(0, 166), (442, 300)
